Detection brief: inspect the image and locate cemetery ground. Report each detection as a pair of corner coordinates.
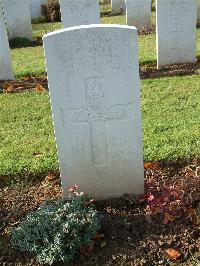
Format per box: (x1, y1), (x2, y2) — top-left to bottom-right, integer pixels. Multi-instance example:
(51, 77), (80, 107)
(1, 12), (200, 266)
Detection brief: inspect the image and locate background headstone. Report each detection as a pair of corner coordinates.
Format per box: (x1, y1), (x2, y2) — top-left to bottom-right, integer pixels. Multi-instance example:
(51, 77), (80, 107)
(198, 0), (200, 20)
(59, 0), (100, 28)
(156, 0), (197, 67)
(2, 0), (33, 40)
(111, 0), (125, 12)
(126, 0), (151, 30)
(0, 0), (14, 80)
(29, 0), (47, 19)
(43, 25), (144, 200)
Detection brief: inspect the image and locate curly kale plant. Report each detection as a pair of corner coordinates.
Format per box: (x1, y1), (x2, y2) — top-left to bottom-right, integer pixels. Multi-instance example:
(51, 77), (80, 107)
(11, 188), (100, 265)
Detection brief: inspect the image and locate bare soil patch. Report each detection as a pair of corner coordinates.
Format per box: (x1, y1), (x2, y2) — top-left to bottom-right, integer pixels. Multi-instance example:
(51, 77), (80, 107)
(0, 159), (199, 265)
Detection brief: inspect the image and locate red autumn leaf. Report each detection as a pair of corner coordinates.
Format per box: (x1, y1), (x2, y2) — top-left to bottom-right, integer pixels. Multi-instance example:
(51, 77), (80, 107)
(147, 193), (155, 202)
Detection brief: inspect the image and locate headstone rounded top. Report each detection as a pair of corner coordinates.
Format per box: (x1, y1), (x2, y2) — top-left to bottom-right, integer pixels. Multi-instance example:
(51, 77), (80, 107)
(43, 24), (138, 40)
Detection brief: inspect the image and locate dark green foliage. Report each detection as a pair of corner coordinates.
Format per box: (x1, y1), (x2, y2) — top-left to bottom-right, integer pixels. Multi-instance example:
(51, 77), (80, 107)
(11, 191), (100, 264)
(41, 0), (61, 22)
(151, 0), (156, 11)
(9, 37), (32, 48)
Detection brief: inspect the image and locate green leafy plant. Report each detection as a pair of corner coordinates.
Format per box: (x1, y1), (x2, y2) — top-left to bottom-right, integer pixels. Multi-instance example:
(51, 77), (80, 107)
(141, 164), (200, 225)
(11, 186), (100, 265)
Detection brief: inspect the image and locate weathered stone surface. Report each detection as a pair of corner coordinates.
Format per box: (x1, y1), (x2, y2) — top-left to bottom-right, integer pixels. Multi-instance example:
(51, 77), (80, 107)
(126, 0), (151, 30)
(43, 25), (144, 200)
(0, 1), (14, 80)
(29, 0), (47, 19)
(111, 0), (125, 12)
(2, 0), (32, 40)
(59, 0), (100, 28)
(156, 0), (197, 67)
(198, 0), (200, 20)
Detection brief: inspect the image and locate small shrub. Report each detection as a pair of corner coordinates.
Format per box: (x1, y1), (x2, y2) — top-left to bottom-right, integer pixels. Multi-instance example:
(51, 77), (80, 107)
(151, 0), (156, 11)
(41, 0), (61, 22)
(11, 187), (101, 265)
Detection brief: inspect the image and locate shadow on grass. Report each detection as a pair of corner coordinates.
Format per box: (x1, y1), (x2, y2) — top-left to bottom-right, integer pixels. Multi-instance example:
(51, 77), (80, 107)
(0, 169), (60, 189)
(140, 57), (200, 79)
(1, 157), (199, 189)
(9, 37), (43, 49)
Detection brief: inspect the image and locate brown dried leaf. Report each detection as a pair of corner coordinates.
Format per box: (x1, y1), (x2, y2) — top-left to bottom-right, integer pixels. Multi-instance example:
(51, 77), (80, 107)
(144, 162), (160, 170)
(35, 84), (45, 92)
(3, 82), (14, 93)
(22, 76), (30, 81)
(165, 248), (181, 260)
(45, 173), (56, 181)
(185, 207), (200, 226)
(32, 152), (43, 158)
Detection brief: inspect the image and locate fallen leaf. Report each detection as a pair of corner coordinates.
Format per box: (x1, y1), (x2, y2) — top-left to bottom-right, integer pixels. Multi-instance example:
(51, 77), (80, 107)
(45, 173), (56, 181)
(185, 207), (200, 225)
(22, 76), (30, 81)
(35, 84), (45, 92)
(32, 152), (43, 158)
(3, 82), (14, 93)
(144, 162), (160, 170)
(165, 248), (181, 260)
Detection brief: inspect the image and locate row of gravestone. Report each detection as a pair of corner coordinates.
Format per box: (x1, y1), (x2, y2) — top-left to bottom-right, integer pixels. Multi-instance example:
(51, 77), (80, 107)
(0, 0), (199, 81)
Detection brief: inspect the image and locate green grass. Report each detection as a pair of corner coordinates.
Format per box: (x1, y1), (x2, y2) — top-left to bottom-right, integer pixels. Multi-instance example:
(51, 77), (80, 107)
(142, 75), (200, 161)
(1, 75), (200, 183)
(0, 92), (57, 184)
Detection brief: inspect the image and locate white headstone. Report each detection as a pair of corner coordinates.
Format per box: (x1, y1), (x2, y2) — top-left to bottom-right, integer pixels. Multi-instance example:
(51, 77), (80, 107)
(43, 24), (144, 200)
(111, 0), (126, 12)
(198, 0), (200, 20)
(0, 1), (14, 80)
(156, 0), (197, 67)
(2, 0), (33, 40)
(126, 0), (151, 30)
(59, 0), (100, 28)
(29, 0), (47, 19)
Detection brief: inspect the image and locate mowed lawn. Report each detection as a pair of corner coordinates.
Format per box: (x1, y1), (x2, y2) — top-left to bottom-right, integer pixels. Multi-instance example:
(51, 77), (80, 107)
(1, 75), (200, 184)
